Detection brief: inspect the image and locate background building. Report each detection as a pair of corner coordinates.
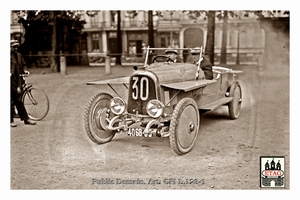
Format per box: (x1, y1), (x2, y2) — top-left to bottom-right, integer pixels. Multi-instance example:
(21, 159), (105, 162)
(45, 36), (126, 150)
(10, 10), (289, 66)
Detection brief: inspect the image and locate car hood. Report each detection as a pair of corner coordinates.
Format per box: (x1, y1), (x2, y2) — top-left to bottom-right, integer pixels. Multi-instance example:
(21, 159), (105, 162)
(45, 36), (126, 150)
(146, 62), (205, 84)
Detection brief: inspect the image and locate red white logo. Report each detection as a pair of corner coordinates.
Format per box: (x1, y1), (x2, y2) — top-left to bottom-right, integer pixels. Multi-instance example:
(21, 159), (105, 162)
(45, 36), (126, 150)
(260, 156), (285, 188)
(261, 170), (284, 177)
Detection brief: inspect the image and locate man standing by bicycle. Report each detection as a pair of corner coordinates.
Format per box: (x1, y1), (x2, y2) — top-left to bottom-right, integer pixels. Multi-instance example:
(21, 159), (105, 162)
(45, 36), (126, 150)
(11, 39), (26, 118)
(10, 40), (36, 127)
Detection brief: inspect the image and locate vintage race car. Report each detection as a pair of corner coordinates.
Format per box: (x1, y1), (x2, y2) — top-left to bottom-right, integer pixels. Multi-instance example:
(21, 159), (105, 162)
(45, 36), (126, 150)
(84, 47), (243, 155)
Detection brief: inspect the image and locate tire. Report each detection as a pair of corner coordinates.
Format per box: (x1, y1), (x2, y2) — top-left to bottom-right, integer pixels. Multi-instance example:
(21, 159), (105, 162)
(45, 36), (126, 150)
(84, 93), (116, 144)
(169, 98), (200, 155)
(22, 87), (50, 121)
(228, 81), (242, 119)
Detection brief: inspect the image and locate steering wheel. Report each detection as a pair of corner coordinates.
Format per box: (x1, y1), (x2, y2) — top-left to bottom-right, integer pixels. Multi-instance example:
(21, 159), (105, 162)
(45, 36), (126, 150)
(152, 55), (171, 63)
(166, 57), (175, 63)
(153, 57), (160, 63)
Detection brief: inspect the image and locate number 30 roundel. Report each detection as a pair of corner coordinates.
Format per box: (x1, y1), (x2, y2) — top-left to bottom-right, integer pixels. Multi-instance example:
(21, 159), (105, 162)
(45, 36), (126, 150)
(128, 75), (157, 114)
(131, 76), (150, 101)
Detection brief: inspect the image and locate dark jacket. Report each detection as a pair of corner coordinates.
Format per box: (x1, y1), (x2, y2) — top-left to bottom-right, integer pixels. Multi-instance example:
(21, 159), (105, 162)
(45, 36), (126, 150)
(15, 51), (27, 74)
(11, 52), (22, 91)
(195, 57), (213, 80)
(12, 51), (26, 85)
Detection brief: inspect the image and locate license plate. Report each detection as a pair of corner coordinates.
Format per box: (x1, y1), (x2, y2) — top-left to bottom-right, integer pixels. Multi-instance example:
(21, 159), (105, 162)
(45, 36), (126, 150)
(128, 128), (144, 137)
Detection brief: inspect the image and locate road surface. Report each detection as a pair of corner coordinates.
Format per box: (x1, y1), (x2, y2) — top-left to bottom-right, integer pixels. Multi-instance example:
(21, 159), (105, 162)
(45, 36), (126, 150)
(10, 64), (289, 190)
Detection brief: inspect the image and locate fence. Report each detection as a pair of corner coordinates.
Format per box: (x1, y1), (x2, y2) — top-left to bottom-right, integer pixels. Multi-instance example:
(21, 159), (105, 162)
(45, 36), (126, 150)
(22, 52), (266, 68)
(22, 53), (89, 68)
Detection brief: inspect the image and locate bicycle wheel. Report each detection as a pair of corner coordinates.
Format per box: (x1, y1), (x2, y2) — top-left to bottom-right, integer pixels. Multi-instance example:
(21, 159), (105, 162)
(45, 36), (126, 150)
(22, 87), (50, 121)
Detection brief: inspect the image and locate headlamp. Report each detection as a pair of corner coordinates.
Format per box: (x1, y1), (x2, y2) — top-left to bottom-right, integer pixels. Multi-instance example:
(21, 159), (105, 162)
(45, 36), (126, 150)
(110, 97), (126, 115)
(146, 99), (164, 118)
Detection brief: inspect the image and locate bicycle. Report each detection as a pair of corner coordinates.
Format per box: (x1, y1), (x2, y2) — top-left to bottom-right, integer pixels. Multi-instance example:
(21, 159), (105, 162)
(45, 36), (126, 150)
(18, 71), (50, 121)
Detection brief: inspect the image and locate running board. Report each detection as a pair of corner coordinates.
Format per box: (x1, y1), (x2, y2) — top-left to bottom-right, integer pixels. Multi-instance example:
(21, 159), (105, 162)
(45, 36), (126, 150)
(199, 97), (233, 111)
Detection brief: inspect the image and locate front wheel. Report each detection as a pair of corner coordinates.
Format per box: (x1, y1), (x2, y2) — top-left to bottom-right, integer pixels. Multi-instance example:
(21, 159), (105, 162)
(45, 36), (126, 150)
(169, 98), (200, 155)
(84, 93), (116, 144)
(22, 87), (50, 121)
(228, 81), (242, 119)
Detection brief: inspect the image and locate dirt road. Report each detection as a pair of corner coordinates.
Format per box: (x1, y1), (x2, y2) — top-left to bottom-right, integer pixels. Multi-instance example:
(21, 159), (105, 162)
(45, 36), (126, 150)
(10, 64), (289, 190)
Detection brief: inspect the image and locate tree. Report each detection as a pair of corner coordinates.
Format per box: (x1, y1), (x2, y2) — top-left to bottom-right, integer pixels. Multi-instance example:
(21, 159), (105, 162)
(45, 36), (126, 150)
(219, 11), (228, 65)
(205, 11), (215, 65)
(115, 10), (122, 65)
(148, 11), (154, 49)
(218, 10), (282, 65)
(146, 11), (154, 64)
(183, 10), (280, 65)
(217, 11), (240, 65)
(126, 10), (163, 63)
(15, 10), (86, 72)
(183, 10), (215, 64)
(126, 11), (150, 64)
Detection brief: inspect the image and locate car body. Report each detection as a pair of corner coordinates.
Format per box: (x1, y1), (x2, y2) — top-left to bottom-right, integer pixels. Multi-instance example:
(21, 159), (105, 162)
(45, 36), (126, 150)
(84, 47), (243, 155)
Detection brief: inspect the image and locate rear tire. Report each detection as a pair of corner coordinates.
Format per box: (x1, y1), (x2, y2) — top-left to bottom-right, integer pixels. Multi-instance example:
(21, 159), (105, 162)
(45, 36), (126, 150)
(84, 93), (116, 144)
(228, 81), (242, 119)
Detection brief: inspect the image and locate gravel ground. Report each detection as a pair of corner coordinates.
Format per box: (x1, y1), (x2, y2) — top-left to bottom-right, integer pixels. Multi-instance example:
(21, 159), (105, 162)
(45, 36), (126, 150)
(4, 63), (294, 198)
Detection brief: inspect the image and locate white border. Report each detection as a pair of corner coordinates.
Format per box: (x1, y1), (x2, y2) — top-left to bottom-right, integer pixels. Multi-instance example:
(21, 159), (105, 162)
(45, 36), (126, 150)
(2, 0), (298, 199)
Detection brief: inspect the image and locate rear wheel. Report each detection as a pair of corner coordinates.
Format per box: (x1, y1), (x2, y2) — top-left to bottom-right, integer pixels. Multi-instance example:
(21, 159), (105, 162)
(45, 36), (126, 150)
(22, 87), (49, 121)
(228, 81), (242, 119)
(169, 98), (200, 155)
(84, 93), (116, 144)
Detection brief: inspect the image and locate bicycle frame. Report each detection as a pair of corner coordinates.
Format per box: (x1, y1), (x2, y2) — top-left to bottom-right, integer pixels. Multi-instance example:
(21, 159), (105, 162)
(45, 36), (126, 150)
(23, 85), (38, 105)
(20, 71), (37, 105)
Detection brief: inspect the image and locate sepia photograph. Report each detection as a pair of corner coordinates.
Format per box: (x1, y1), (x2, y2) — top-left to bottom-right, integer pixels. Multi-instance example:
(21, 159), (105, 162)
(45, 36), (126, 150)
(3, 0), (297, 199)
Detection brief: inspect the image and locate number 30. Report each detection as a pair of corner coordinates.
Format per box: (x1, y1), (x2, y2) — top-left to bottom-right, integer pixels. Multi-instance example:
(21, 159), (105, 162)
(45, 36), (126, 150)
(132, 77), (149, 101)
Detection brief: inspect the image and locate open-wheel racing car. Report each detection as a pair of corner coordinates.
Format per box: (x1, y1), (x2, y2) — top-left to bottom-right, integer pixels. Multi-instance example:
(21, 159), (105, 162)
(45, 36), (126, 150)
(84, 46), (243, 155)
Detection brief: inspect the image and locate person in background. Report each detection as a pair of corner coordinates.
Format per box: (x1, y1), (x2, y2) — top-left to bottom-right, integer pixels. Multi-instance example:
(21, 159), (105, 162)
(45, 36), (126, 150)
(190, 47), (213, 80)
(14, 42), (27, 85)
(165, 49), (179, 63)
(10, 40), (36, 127)
(11, 39), (27, 118)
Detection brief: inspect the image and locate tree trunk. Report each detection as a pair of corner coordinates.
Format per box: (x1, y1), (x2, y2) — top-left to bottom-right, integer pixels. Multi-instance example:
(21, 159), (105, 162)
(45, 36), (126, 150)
(147, 10), (154, 64)
(115, 10), (122, 65)
(50, 12), (58, 72)
(205, 11), (215, 65)
(220, 11), (228, 65)
(148, 11), (154, 48)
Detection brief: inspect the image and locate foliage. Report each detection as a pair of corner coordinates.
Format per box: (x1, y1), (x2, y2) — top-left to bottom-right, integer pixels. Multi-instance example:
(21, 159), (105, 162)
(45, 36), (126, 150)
(125, 10), (163, 19)
(15, 10), (86, 31)
(125, 10), (289, 24)
(13, 10), (86, 72)
(243, 10), (289, 20)
(86, 10), (99, 17)
(182, 10), (290, 22)
(182, 10), (207, 21)
(125, 10), (139, 18)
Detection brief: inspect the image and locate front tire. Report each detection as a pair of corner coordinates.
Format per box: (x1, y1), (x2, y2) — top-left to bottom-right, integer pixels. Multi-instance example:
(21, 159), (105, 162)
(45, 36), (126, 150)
(228, 81), (242, 119)
(169, 98), (200, 155)
(84, 93), (116, 144)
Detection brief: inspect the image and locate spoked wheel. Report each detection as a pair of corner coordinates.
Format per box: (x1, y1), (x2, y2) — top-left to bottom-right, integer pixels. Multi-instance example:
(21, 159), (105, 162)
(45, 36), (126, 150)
(228, 81), (242, 119)
(169, 98), (200, 155)
(22, 87), (50, 121)
(84, 93), (116, 144)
